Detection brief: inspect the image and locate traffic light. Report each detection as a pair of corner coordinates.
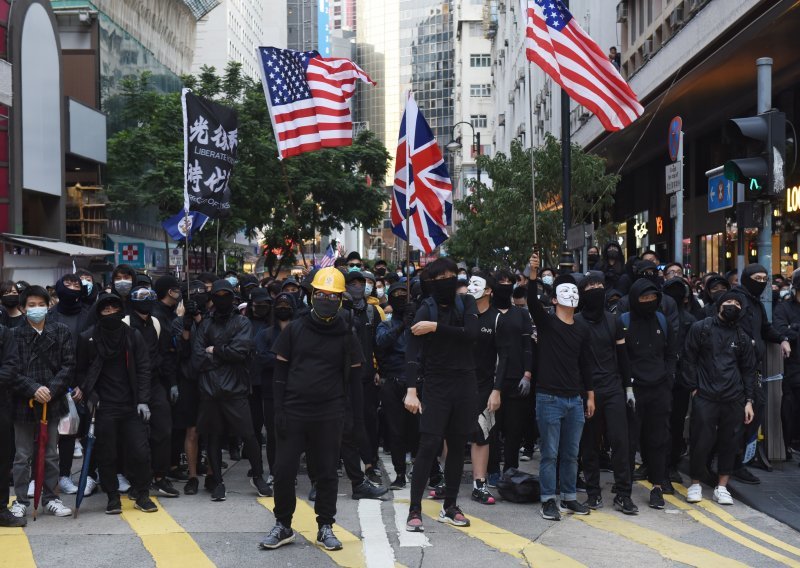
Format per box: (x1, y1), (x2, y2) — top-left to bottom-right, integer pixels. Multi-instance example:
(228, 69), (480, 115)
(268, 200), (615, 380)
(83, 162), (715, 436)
(724, 110), (786, 200)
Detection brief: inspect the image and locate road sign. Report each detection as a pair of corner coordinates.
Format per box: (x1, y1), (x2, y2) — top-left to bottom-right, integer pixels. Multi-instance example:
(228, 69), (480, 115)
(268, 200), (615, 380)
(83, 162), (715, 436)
(668, 116), (683, 162)
(169, 247), (182, 267)
(665, 162), (682, 194)
(670, 194), (678, 219)
(567, 223), (594, 250)
(708, 174), (734, 212)
(117, 242), (145, 268)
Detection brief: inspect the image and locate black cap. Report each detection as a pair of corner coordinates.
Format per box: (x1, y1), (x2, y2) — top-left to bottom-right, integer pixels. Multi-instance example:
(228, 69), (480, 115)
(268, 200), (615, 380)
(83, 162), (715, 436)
(211, 280), (234, 295)
(346, 270), (366, 283)
(346, 251), (361, 262)
(154, 275), (180, 299)
(95, 292), (124, 316)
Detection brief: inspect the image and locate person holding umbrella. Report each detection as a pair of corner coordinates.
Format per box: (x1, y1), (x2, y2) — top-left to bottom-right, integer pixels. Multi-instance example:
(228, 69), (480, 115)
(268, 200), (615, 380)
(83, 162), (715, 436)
(0, 321), (24, 526)
(9, 285), (75, 519)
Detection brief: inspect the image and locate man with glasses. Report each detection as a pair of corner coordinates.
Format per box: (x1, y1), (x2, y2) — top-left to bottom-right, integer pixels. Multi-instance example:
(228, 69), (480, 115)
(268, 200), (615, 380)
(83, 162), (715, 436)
(663, 263), (684, 281)
(345, 252), (363, 272)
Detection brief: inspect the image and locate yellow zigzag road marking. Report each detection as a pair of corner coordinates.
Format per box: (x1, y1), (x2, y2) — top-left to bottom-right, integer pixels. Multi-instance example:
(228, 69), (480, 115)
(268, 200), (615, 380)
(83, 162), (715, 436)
(1, 498), (35, 568)
(120, 497), (215, 568)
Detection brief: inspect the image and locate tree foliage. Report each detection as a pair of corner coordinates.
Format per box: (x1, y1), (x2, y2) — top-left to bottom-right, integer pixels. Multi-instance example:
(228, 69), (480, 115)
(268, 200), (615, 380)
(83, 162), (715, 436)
(105, 63), (390, 275)
(447, 134), (619, 269)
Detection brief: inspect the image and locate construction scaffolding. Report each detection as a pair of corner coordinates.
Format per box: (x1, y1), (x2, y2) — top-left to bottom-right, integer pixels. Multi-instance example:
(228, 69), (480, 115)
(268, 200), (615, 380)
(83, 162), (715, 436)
(66, 184), (108, 251)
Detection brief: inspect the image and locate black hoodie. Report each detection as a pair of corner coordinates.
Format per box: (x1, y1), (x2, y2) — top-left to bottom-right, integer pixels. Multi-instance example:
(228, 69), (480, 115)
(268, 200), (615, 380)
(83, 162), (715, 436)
(620, 279), (677, 388)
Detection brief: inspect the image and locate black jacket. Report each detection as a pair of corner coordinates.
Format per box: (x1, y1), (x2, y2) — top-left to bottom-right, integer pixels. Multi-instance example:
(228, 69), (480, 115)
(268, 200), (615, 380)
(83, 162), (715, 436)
(77, 325), (151, 407)
(0, 325), (19, 408)
(617, 284), (680, 340)
(127, 313), (177, 390)
(682, 316), (757, 402)
(773, 298), (800, 386)
(192, 312), (253, 400)
(733, 284), (785, 364)
(495, 306), (534, 397)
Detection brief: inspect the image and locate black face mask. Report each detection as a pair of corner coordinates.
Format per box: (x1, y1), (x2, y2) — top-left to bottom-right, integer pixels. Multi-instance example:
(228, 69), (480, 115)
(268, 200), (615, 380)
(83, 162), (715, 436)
(493, 284), (514, 309)
(431, 277), (458, 306)
(587, 254), (599, 265)
(211, 294), (234, 315)
(580, 288), (606, 320)
(133, 300), (154, 315)
(663, 286), (685, 306)
(312, 297), (340, 321)
(743, 278), (767, 298)
(720, 305), (741, 323)
(274, 307), (293, 321)
(98, 311), (125, 330)
(252, 304), (271, 319)
(637, 299), (659, 315)
(374, 267), (387, 277)
(194, 293), (210, 309)
(388, 295), (407, 314)
(606, 250), (621, 261)
(1, 295), (19, 308)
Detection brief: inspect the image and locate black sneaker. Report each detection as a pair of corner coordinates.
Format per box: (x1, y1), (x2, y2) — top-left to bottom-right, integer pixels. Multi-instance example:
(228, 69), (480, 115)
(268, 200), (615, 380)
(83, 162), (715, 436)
(259, 522), (295, 550)
(105, 496), (122, 515)
(406, 509), (424, 532)
(438, 504), (470, 527)
(251, 476), (273, 497)
(127, 489), (140, 502)
(229, 446), (242, 461)
(613, 495), (639, 515)
(649, 487), (665, 509)
(732, 467), (761, 485)
(184, 477), (199, 495)
(167, 468), (189, 482)
(0, 508), (26, 527)
(576, 476), (587, 493)
(668, 466), (683, 483)
(135, 496), (158, 513)
(632, 464), (648, 481)
(390, 475), (407, 490)
(540, 498), (561, 521)
(316, 524), (343, 551)
(662, 481), (675, 495)
(586, 495), (603, 509)
(428, 483), (445, 500)
(211, 483), (226, 502)
(204, 477), (218, 493)
(352, 479), (388, 500)
(599, 452), (613, 473)
(308, 483), (317, 502)
(365, 466), (382, 485)
(471, 484), (496, 505)
(519, 449), (534, 462)
(559, 500), (590, 515)
(154, 478), (179, 498)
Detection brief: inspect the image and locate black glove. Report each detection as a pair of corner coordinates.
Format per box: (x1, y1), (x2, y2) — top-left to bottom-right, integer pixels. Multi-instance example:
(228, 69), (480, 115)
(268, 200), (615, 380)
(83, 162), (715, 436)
(183, 314), (194, 331)
(185, 300), (199, 318)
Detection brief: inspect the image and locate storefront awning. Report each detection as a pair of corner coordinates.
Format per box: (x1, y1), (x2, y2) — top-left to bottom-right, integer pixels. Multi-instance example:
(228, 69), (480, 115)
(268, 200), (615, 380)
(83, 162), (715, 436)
(2, 234), (113, 257)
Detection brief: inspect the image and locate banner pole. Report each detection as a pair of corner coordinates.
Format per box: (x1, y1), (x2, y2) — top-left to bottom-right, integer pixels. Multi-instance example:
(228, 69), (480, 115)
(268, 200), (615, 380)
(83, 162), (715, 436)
(184, 210), (191, 299)
(215, 220), (221, 274)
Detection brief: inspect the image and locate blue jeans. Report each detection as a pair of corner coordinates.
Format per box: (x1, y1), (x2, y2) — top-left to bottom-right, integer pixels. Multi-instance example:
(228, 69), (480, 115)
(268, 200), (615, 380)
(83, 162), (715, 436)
(536, 393), (585, 502)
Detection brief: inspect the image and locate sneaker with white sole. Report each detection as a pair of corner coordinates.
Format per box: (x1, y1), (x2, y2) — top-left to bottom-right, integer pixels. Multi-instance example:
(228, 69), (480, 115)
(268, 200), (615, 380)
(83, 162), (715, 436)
(117, 474), (131, 493)
(10, 501), (27, 518)
(27, 480), (35, 498)
(686, 484), (703, 503)
(713, 485), (734, 505)
(84, 477), (98, 497)
(45, 499), (73, 517)
(73, 441), (83, 459)
(59, 476), (79, 495)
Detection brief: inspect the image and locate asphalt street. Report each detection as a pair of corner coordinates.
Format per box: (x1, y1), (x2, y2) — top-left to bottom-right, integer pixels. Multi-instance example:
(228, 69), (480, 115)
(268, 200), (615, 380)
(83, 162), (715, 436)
(3, 449), (800, 568)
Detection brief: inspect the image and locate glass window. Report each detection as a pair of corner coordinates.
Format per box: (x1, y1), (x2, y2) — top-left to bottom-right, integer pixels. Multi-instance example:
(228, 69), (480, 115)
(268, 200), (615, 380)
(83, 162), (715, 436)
(470, 114), (488, 128)
(470, 84), (491, 97)
(470, 54), (491, 67)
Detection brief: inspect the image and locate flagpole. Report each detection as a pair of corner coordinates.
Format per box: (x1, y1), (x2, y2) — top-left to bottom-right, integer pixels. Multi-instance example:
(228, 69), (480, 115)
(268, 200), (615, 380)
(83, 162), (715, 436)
(528, 61), (538, 244)
(215, 220), (221, 274)
(184, 209), (191, 299)
(405, 92), (412, 298)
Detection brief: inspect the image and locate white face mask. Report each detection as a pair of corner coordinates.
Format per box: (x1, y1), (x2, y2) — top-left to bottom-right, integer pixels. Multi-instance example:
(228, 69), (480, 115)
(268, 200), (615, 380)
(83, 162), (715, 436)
(542, 275), (554, 287)
(365, 283), (374, 296)
(555, 283), (580, 308)
(468, 276), (487, 300)
(376, 287), (385, 298)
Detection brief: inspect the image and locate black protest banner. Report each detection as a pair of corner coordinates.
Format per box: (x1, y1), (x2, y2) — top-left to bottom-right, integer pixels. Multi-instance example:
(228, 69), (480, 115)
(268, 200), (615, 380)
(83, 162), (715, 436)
(182, 89), (238, 218)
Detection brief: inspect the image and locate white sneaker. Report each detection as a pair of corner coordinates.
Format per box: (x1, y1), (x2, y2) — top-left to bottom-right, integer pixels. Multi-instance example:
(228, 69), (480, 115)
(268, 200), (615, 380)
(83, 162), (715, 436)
(713, 485), (734, 505)
(10, 500), (27, 518)
(45, 498), (73, 517)
(686, 483), (703, 503)
(84, 477), (98, 497)
(117, 474), (131, 493)
(73, 441), (83, 459)
(59, 476), (79, 495)
(27, 480), (35, 498)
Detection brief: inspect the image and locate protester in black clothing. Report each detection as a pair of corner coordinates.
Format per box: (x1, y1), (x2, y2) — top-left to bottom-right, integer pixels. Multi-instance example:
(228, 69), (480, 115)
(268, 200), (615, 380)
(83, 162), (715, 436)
(127, 286), (180, 499)
(152, 275), (182, 325)
(732, 264), (791, 484)
(404, 258), (479, 532)
(192, 280), (270, 502)
(576, 272), (638, 515)
(586, 246), (601, 270)
(683, 291), (757, 505)
(468, 272), (501, 505)
(593, 242), (625, 291)
(0, 323), (23, 526)
(616, 260), (680, 339)
(77, 293), (158, 514)
(260, 267), (364, 552)
(0, 281), (25, 328)
(110, 264), (136, 308)
(774, 270), (800, 457)
(698, 274), (730, 319)
(620, 278), (677, 509)
(526, 253), (594, 521)
(76, 269), (98, 308)
(246, 288), (272, 455)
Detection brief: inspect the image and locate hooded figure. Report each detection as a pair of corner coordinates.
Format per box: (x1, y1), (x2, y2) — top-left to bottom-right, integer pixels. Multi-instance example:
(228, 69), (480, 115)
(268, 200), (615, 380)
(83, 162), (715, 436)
(48, 275), (90, 341)
(594, 242), (625, 289)
(616, 261), (679, 339)
(111, 264), (137, 305)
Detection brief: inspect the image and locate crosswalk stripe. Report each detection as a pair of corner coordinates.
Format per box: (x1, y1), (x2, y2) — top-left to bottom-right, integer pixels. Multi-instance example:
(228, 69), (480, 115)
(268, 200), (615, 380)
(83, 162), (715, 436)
(120, 497), (215, 568)
(671, 483), (800, 559)
(577, 508), (749, 567)
(358, 499), (396, 568)
(419, 499), (587, 567)
(379, 456), (430, 548)
(258, 496), (366, 568)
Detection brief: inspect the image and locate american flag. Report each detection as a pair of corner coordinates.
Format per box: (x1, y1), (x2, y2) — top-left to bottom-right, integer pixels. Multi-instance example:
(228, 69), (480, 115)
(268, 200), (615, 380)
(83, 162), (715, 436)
(391, 94), (452, 254)
(257, 46), (375, 159)
(318, 243), (338, 268)
(525, 0), (643, 131)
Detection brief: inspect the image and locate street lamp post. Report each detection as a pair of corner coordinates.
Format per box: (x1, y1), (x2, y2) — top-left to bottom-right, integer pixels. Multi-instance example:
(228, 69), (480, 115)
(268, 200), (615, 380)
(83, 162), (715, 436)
(446, 121), (481, 186)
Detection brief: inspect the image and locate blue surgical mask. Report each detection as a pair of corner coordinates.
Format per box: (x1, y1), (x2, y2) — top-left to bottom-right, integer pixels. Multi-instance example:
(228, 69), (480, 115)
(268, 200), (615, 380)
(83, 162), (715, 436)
(81, 279), (93, 295)
(385, 313), (392, 322)
(26, 306), (47, 324)
(542, 275), (554, 287)
(365, 283), (374, 296)
(226, 276), (238, 288)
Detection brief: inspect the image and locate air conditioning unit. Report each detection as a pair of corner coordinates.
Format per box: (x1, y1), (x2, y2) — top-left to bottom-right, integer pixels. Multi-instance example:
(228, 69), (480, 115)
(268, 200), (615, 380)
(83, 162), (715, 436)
(498, 113), (505, 126)
(642, 38), (653, 59)
(616, 2), (628, 23)
(669, 7), (684, 28)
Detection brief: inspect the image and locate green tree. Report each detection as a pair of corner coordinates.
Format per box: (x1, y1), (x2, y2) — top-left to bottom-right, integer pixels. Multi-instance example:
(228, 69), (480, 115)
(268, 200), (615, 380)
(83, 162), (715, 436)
(105, 63), (390, 276)
(447, 134), (619, 269)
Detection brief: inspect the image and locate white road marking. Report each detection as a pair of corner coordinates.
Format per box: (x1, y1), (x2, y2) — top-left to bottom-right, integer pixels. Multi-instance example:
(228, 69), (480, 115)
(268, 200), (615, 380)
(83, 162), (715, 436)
(381, 455), (431, 548)
(358, 499), (396, 568)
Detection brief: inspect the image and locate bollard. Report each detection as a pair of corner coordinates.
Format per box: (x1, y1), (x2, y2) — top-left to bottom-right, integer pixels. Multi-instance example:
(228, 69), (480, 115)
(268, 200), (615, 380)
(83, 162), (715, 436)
(763, 343), (786, 462)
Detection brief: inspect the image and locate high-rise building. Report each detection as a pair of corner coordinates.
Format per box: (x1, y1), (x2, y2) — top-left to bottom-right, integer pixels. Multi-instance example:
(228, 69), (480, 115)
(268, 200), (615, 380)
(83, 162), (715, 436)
(192, 0), (267, 79)
(287, 0), (318, 52)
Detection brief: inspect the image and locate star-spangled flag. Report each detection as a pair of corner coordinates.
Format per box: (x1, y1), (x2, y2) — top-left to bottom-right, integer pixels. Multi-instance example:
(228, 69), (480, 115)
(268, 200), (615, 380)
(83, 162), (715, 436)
(317, 243), (337, 268)
(391, 93), (452, 254)
(257, 46), (375, 160)
(525, 0), (643, 131)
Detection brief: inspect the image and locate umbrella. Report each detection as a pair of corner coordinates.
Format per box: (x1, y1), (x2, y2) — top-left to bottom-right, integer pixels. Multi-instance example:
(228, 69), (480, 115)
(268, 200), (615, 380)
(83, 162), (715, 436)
(29, 399), (48, 521)
(74, 405), (96, 519)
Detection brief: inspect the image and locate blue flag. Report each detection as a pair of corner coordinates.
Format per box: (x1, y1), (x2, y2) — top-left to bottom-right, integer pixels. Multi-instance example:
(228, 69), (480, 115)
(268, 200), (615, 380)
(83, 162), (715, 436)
(162, 210), (210, 241)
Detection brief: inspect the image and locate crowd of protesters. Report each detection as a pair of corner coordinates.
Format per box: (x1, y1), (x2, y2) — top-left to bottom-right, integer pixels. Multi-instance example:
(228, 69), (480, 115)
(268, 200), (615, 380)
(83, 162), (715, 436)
(0, 245), (798, 553)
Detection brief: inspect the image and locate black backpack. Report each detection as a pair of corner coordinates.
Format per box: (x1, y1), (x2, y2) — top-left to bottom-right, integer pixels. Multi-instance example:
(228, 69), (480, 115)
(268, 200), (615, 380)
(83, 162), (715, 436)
(496, 468), (541, 503)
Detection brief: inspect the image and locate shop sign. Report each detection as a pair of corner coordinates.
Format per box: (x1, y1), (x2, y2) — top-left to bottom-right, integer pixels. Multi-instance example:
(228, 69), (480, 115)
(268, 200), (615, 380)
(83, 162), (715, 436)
(656, 216), (664, 235)
(787, 185), (800, 214)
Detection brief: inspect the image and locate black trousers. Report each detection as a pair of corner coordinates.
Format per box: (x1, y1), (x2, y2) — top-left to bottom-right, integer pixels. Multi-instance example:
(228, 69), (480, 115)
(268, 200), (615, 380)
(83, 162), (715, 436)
(274, 416), (344, 528)
(248, 386), (265, 447)
(197, 398), (263, 484)
(410, 432), (466, 511)
(629, 383), (671, 487)
(95, 405), (151, 497)
(0, 403), (12, 509)
(492, 395), (530, 472)
(781, 382), (800, 449)
(261, 397), (276, 474)
(380, 378), (418, 477)
(581, 390), (632, 497)
(149, 383), (172, 478)
(669, 384), (691, 467)
(690, 396), (744, 479)
(308, 403), (365, 487)
(362, 380), (380, 466)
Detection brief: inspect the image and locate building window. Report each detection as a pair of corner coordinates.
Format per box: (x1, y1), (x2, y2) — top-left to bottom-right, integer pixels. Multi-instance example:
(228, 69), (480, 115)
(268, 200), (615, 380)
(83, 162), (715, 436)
(469, 22), (483, 36)
(470, 53), (491, 67)
(470, 84), (491, 97)
(470, 114), (488, 128)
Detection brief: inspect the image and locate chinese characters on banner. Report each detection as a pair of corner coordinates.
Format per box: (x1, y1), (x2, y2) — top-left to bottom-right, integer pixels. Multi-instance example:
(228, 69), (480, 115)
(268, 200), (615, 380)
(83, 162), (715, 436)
(181, 89), (238, 218)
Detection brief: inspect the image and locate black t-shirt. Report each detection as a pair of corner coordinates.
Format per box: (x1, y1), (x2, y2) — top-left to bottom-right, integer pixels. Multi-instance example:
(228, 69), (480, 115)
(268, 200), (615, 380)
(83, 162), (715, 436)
(474, 306), (499, 388)
(575, 312), (624, 394)
(97, 355), (133, 406)
(496, 307), (533, 387)
(272, 314), (364, 421)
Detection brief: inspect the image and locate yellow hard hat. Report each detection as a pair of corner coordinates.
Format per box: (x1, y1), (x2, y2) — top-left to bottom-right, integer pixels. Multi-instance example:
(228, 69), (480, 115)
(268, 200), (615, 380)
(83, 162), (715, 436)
(311, 267), (346, 294)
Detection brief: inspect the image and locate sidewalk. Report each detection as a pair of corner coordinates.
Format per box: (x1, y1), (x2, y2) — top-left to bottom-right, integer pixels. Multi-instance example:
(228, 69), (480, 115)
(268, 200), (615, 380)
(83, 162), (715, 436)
(728, 457), (800, 533)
